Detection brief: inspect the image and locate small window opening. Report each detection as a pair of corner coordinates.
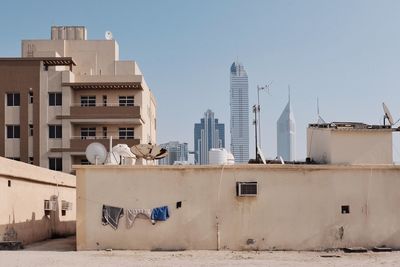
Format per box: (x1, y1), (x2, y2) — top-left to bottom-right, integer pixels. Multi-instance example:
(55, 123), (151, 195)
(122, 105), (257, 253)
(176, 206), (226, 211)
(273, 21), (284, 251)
(61, 210), (66, 216)
(176, 201), (182, 209)
(8, 180), (11, 187)
(341, 205), (350, 214)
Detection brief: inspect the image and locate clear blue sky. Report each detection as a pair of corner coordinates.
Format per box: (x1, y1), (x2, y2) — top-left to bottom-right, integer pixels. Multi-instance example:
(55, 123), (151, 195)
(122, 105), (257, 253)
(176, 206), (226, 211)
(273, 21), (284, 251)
(1, 0), (400, 161)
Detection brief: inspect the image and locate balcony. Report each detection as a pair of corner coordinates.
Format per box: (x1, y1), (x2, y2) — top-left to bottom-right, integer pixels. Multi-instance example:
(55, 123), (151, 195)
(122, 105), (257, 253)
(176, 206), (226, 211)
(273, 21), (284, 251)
(50, 136), (141, 153)
(57, 105), (142, 123)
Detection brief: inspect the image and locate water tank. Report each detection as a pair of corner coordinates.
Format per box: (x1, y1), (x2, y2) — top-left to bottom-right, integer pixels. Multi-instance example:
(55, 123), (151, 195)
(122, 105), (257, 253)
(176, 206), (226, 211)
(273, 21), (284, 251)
(66, 27), (75, 40)
(209, 148), (228, 165)
(226, 152), (235, 165)
(51, 27), (58, 40)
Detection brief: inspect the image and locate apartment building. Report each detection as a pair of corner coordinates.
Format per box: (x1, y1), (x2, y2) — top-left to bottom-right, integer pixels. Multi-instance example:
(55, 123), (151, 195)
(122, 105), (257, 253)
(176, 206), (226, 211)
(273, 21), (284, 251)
(0, 26), (156, 173)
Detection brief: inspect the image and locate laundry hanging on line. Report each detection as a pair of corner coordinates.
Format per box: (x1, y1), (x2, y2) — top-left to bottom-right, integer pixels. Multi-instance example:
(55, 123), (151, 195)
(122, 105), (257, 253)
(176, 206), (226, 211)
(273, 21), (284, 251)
(126, 208), (152, 228)
(101, 205), (170, 229)
(102, 205), (124, 230)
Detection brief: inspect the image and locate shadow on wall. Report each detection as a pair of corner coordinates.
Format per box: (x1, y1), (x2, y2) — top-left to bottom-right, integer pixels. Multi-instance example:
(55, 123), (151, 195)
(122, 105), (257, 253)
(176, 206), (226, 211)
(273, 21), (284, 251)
(0, 195), (76, 246)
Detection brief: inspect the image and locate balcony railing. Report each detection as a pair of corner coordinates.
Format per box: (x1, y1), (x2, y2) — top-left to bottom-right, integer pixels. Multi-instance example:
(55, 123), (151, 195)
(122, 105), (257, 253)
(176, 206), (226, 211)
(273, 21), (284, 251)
(57, 105), (142, 121)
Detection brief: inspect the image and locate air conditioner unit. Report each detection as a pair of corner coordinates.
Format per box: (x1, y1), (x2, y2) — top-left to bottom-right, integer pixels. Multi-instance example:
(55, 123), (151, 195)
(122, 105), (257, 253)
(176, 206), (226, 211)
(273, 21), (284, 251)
(61, 200), (73, 211)
(44, 200), (57, 211)
(236, 182), (258, 196)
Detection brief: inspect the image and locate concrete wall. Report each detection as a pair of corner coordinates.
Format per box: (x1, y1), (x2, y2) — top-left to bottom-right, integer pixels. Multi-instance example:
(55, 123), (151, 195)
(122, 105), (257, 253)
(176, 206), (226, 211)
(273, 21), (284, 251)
(0, 157), (76, 245)
(307, 127), (392, 164)
(76, 164), (400, 251)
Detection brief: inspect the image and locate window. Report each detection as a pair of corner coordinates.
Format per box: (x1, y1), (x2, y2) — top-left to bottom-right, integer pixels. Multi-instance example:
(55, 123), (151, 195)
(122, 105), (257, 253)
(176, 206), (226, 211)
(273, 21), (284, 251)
(80, 127), (96, 139)
(7, 93), (20, 106)
(119, 96), (134, 106)
(49, 157), (62, 171)
(8, 180), (11, 187)
(49, 125), (62, 138)
(80, 96), (96, 107)
(102, 95), (107, 107)
(29, 157), (34, 164)
(49, 92), (62, 106)
(7, 125), (20, 138)
(29, 124), (33, 136)
(102, 127), (107, 138)
(119, 128), (134, 139)
(29, 91), (33, 104)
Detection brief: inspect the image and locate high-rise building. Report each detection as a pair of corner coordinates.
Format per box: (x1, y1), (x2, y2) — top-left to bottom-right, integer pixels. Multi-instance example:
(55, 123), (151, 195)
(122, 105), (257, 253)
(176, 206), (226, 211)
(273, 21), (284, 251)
(159, 141), (188, 165)
(0, 26), (157, 173)
(277, 92), (296, 161)
(230, 61), (249, 163)
(194, 109), (225, 165)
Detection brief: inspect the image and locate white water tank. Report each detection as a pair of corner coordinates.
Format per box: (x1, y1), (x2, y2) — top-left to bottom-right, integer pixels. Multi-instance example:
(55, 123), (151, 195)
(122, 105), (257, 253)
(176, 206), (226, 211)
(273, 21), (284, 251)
(209, 148), (228, 165)
(226, 152), (235, 165)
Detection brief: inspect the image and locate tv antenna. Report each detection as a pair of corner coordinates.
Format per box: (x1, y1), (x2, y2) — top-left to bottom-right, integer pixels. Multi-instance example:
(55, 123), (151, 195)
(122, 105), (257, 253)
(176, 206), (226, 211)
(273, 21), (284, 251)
(317, 97), (326, 124)
(105, 31), (113, 40)
(382, 102), (399, 126)
(85, 142), (107, 165)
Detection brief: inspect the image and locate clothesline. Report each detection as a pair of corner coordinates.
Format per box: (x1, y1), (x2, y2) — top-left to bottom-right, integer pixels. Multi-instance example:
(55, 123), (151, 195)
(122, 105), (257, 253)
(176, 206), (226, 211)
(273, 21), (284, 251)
(77, 196), (184, 210)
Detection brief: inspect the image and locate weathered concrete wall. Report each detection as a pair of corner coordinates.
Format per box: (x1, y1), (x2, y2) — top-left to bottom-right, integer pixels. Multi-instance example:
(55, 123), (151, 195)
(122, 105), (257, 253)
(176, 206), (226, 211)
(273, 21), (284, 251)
(0, 157), (76, 245)
(75, 164), (400, 251)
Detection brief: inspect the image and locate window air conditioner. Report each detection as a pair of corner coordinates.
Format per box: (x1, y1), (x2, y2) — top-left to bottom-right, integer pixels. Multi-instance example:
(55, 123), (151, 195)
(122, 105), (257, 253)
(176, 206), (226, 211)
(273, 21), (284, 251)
(236, 182), (258, 196)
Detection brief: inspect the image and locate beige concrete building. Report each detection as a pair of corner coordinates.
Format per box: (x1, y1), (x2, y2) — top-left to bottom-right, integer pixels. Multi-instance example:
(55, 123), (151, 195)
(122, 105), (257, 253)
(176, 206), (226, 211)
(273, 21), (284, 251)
(0, 156), (75, 245)
(75, 122), (400, 251)
(75, 164), (400, 251)
(0, 26), (156, 173)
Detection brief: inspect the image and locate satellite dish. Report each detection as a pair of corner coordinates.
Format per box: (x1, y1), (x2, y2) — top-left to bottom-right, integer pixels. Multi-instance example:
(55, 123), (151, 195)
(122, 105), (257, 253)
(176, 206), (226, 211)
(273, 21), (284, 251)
(131, 144), (168, 160)
(105, 31), (113, 40)
(85, 142), (107, 165)
(383, 102), (394, 126)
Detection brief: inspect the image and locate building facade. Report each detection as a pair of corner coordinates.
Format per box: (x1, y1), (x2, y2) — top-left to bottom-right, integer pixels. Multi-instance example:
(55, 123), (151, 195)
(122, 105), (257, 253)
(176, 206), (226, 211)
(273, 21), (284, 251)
(194, 109), (225, 165)
(230, 61), (249, 163)
(0, 26), (157, 173)
(277, 93), (296, 161)
(159, 141), (189, 165)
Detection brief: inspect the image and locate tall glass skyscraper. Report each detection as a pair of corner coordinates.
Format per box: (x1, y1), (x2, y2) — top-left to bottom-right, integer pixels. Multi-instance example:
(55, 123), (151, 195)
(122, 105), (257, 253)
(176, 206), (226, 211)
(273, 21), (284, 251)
(277, 92), (296, 161)
(194, 109), (225, 165)
(230, 61), (249, 163)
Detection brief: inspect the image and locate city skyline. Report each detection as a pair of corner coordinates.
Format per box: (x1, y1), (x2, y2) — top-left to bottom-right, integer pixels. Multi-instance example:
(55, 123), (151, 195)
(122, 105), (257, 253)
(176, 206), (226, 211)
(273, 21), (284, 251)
(194, 109), (225, 165)
(1, 1), (400, 161)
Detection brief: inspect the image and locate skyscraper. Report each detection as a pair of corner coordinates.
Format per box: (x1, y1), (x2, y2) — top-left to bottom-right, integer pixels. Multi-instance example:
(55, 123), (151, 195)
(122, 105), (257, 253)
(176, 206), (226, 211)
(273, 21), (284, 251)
(194, 109), (225, 165)
(230, 61), (249, 163)
(159, 141), (188, 165)
(277, 92), (296, 161)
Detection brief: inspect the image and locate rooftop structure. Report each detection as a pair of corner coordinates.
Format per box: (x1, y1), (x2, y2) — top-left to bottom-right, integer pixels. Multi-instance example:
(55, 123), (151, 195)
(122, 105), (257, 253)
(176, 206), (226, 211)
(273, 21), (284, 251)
(307, 122), (393, 164)
(0, 26), (156, 173)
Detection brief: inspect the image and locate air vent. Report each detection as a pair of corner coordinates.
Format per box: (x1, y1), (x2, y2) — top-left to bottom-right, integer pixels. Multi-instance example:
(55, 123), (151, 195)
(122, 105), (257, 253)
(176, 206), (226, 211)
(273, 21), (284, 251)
(236, 182), (258, 196)
(44, 200), (57, 211)
(61, 200), (73, 211)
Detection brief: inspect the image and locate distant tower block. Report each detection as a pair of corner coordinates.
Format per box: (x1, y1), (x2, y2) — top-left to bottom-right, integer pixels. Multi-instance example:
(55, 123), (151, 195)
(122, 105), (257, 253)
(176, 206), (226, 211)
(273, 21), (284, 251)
(277, 89), (296, 161)
(230, 61), (249, 163)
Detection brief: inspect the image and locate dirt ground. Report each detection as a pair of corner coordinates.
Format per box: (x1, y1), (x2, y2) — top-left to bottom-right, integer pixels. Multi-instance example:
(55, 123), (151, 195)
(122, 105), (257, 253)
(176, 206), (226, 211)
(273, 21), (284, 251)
(1, 237), (400, 267)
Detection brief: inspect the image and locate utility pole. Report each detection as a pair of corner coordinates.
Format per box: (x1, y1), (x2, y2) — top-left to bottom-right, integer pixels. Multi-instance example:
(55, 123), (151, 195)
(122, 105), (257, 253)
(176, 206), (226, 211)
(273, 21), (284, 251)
(252, 104), (258, 161)
(256, 82), (272, 149)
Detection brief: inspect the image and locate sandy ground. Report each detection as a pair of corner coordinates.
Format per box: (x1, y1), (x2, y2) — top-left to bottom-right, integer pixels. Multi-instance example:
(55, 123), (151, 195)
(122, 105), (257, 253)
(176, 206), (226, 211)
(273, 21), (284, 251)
(1, 237), (400, 267)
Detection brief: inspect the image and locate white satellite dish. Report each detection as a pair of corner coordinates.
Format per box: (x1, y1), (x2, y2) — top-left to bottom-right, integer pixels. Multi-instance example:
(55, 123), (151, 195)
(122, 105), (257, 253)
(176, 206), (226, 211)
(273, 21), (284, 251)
(85, 142), (107, 165)
(130, 144), (168, 160)
(105, 31), (113, 40)
(383, 102), (394, 126)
